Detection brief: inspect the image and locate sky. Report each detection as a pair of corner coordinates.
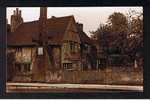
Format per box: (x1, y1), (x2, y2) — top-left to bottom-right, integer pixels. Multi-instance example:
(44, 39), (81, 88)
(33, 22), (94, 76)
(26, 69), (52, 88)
(7, 7), (143, 36)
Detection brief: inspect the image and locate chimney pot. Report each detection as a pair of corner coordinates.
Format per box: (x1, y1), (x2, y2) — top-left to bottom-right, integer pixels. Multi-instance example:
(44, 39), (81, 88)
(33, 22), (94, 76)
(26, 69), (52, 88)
(76, 22), (83, 31)
(51, 16), (56, 18)
(13, 11), (16, 15)
(16, 8), (19, 15)
(19, 10), (21, 16)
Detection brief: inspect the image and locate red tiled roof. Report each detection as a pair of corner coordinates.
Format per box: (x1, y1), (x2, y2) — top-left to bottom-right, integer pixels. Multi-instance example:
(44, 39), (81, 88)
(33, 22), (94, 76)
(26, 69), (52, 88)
(7, 16), (72, 46)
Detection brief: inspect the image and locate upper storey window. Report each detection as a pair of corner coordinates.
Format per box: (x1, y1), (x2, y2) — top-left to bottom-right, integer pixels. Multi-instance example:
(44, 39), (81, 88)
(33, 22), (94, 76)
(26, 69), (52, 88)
(16, 47), (22, 52)
(70, 42), (79, 53)
(38, 47), (43, 55)
(70, 42), (75, 52)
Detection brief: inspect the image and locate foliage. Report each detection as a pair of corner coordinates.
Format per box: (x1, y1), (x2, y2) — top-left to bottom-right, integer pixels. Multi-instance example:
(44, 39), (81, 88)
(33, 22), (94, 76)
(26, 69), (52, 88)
(90, 10), (143, 65)
(107, 12), (128, 34)
(126, 10), (143, 60)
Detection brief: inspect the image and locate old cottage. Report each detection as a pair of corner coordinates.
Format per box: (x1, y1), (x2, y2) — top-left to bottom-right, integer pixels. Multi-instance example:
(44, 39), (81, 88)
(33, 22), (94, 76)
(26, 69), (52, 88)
(7, 7), (94, 82)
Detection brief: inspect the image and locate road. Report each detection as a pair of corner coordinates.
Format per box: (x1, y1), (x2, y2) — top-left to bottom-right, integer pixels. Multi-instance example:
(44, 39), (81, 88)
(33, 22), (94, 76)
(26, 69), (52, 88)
(6, 83), (143, 93)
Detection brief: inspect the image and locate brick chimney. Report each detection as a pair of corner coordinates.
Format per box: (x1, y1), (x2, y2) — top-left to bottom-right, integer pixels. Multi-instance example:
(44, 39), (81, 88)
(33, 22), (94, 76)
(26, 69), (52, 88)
(32, 7), (49, 82)
(39, 7), (47, 20)
(10, 8), (23, 32)
(39, 7), (47, 37)
(76, 22), (83, 31)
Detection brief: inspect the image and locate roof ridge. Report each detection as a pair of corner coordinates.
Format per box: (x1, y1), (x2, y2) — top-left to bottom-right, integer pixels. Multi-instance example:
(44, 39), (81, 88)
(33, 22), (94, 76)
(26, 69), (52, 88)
(21, 15), (74, 24)
(49, 15), (73, 19)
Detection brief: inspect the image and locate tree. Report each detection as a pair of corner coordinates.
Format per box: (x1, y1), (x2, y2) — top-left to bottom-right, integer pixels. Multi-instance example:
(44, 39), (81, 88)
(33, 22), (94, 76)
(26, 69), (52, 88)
(107, 12), (128, 34)
(90, 12), (129, 55)
(126, 10), (143, 66)
(90, 23), (111, 54)
(106, 12), (128, 55)
(90, 11), (143, 67)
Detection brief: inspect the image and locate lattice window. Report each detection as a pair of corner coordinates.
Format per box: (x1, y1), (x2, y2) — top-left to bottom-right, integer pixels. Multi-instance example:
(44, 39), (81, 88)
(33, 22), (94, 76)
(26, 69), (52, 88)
(63, 63), (72, 70)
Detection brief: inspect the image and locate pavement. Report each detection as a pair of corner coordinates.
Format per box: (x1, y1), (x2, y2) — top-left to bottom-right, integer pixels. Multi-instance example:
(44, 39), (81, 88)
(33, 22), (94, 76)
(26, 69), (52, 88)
(6, 82), (143, 93)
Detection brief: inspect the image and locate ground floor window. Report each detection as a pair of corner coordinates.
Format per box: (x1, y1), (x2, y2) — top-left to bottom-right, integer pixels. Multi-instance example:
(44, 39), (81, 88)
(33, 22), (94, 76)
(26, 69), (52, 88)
(24, 63), (31, 72)
(15, 63), (31, 73)
(97, 59), (101, 65)
(97, 59), (106, 69)
(63, 63), (72, 70)
(15, 63), (21, 72)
